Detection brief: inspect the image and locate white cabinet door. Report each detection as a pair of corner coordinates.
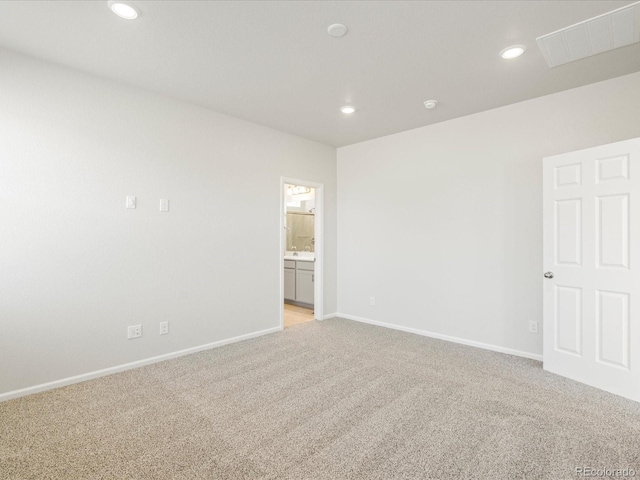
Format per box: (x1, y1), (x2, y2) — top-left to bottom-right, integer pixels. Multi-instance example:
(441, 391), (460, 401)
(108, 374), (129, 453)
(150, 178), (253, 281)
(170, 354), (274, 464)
(296, 269), (314, 305)
(543, 137), (640, 402)
(284, 268), (296, 301)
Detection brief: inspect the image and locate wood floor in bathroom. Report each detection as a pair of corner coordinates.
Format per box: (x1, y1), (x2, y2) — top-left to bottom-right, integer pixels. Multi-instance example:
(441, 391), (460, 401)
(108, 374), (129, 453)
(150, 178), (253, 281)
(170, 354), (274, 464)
(284, 303), (314, 328)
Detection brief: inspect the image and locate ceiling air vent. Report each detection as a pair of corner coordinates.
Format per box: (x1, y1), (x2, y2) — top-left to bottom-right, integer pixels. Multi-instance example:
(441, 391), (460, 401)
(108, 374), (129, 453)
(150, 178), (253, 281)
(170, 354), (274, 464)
(536, 2), (640, 68)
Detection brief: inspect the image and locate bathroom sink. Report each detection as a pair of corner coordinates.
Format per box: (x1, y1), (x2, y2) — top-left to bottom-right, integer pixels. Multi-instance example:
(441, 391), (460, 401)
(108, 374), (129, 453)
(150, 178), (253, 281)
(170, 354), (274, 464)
(284, 255), (314, 262)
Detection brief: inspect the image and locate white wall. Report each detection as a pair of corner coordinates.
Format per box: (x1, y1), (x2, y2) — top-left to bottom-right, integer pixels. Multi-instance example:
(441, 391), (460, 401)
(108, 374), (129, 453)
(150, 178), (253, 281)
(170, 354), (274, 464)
(0, 49), (337, 396)
(337, 72), (640, 358)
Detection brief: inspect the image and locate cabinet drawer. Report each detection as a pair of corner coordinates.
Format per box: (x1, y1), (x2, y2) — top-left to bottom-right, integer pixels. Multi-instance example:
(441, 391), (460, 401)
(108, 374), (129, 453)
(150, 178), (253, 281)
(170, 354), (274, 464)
(297, 261), (315, 271)
(284, 260), (296, 269)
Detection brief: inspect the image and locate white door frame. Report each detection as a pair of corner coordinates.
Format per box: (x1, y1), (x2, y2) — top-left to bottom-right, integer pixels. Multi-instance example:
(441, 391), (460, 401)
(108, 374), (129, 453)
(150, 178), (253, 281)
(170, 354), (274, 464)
(280, 177), (324, 328)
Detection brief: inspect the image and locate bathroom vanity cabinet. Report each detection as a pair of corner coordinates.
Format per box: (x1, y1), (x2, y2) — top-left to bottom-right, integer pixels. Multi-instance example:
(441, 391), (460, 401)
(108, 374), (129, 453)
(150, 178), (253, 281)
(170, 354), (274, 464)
(284, 260), (296, 301)
(284, 259), (314, 307)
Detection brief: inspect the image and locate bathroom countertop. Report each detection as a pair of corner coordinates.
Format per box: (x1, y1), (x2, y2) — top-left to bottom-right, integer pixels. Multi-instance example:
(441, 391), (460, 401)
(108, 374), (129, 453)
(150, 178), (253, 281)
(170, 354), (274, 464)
(284, 255), (315, 262)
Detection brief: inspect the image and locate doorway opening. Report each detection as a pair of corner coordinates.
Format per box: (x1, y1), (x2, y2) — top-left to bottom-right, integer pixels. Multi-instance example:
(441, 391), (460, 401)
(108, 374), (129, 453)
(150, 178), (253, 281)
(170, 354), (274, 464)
(280, 178), (323, 329)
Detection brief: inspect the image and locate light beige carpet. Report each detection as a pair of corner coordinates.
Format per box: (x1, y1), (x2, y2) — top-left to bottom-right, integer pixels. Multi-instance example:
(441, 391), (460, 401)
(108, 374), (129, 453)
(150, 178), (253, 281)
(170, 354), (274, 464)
(1, 318), (639, 479)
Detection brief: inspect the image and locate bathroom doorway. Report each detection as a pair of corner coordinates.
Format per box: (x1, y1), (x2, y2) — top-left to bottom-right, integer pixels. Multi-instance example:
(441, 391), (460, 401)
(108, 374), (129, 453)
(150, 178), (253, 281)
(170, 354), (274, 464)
(280, 178), (323, 328)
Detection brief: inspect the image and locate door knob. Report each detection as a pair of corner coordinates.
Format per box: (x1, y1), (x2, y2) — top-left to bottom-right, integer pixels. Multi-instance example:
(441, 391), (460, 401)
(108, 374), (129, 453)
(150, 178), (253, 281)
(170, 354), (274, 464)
(544, 272), (554, 279)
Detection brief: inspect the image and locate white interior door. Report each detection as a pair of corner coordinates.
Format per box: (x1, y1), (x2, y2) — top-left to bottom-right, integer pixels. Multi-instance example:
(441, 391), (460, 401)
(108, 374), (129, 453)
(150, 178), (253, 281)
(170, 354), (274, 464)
(543, 137), (640, 402)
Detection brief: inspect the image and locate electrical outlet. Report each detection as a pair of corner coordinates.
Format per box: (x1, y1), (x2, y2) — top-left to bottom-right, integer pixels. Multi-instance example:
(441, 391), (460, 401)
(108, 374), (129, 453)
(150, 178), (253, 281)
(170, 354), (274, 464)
(159, 198), (169, 212)
(528, 321), (539, 334)
(370, 296), (375, 306)
(160, 321), (169, 335)
(127, 325), (142, 339)
(126, 196), (136, 209)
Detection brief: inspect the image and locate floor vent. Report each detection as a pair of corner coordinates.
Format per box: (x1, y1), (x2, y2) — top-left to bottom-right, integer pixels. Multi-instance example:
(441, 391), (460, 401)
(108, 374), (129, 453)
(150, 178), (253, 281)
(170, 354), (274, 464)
(536, 2), (640, 68)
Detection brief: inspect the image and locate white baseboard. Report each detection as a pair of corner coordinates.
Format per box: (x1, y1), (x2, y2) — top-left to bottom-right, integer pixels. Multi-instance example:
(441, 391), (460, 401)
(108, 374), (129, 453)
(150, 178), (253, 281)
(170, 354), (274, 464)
(337, 313), (543, 362)
(0, 326), (282, 403)
(1, 316), (541, 402)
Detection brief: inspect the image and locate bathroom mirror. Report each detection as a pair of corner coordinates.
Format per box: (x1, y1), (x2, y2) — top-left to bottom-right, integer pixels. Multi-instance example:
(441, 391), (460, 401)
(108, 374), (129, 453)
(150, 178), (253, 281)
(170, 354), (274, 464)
(286, 213), (314, 252)
(285, 183), (315, 253)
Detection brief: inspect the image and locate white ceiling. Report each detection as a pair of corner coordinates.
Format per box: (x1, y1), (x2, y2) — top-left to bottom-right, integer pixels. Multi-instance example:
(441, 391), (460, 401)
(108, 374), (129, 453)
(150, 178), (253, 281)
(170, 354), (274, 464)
(0, 1), (638, 147)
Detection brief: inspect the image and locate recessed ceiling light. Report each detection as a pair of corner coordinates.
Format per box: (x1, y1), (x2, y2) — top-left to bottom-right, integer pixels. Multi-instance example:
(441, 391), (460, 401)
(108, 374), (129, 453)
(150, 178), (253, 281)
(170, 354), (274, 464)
(423, 100), (438, 109)
(500, 45), (526, 59)
(108, 1), (138, 20)
(340, 106), (356, 114)
(328, 24), (348, 38)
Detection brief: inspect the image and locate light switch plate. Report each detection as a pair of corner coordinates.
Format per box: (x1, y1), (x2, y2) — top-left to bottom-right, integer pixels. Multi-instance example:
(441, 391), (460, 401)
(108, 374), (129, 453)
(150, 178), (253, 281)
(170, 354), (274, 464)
(126, 196), (136, 209)
(159, 199), (169, 212)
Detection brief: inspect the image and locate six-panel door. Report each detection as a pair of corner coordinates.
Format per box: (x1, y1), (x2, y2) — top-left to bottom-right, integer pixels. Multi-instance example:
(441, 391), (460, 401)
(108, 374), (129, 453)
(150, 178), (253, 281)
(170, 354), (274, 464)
(543, 137), (640, 402)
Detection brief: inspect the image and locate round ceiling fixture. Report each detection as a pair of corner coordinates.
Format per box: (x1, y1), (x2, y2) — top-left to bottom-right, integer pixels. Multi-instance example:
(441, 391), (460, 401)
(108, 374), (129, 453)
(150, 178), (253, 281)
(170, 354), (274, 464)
(500, 45), (526, 59)
(423, 100), (438, 110)
(108, 1), (139, 20)
(327, 24), (348, 38)
(340, 106), (356, 114)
